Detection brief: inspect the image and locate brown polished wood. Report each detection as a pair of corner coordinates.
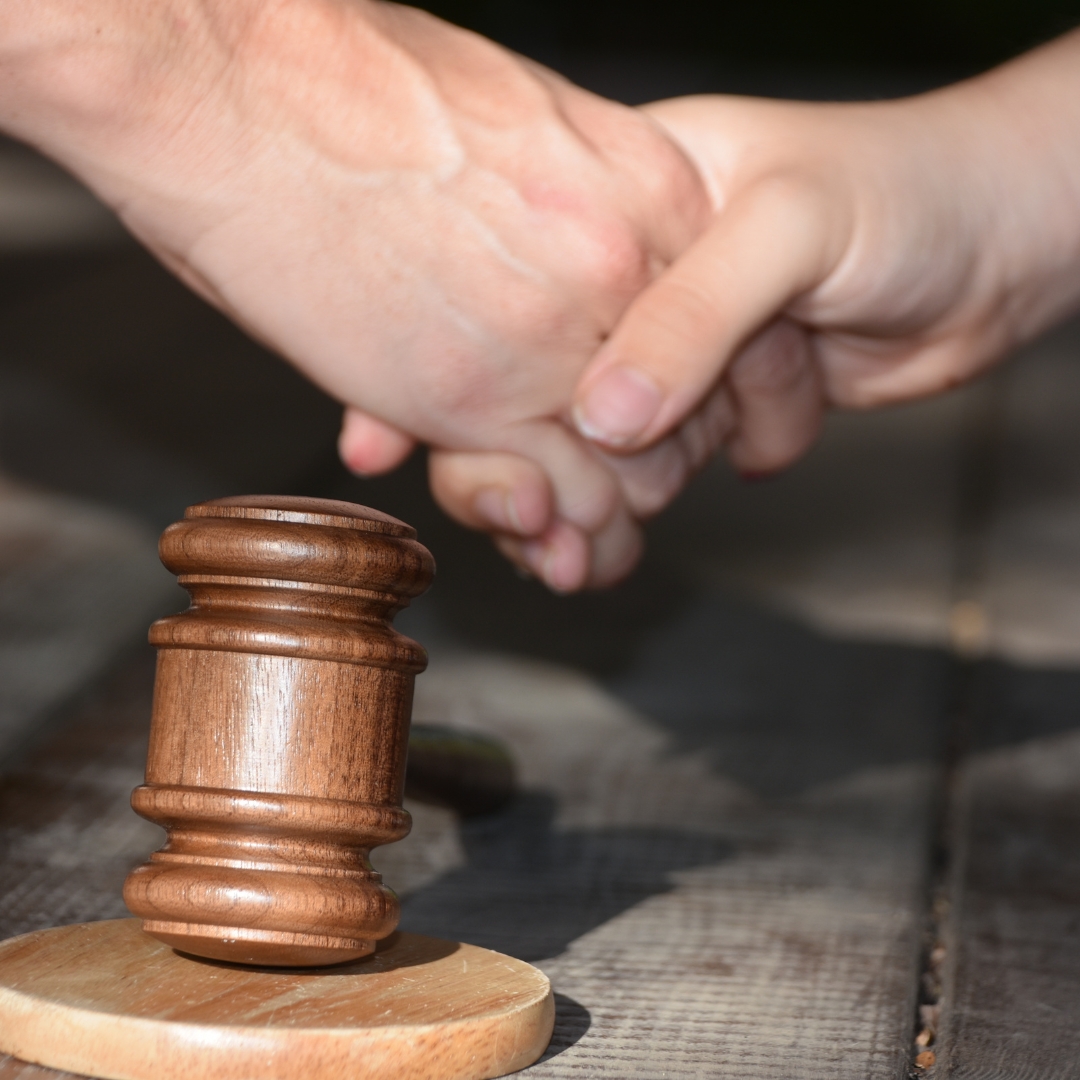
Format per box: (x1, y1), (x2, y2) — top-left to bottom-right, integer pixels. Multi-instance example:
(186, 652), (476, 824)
(123, 495), (435, 966)
(0, 920), (554, 1080)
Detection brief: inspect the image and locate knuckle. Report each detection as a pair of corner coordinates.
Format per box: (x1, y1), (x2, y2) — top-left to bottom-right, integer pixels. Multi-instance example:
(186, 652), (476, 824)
(610, 441), (687, 519)
(577, 223), (652, 300)
(559, 471), (621, 533)
(427, 453), (476, 509)
(731, 325), (811, 395)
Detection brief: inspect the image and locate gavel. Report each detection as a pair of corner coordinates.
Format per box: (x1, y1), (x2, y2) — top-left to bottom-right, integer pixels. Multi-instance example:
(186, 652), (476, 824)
(122, 494), (434, 966)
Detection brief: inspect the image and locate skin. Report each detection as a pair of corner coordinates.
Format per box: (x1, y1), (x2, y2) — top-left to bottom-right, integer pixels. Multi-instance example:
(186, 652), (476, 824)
(0, 0), (724, 589)
(557, 30), (1080, 566)
(4, 4), (1079, 590)
(384, 30), (1080, 589)
(575, 35), (1080, 449)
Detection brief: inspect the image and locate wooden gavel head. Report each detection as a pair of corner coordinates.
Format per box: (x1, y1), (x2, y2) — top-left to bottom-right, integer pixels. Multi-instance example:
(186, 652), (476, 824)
(123, 495), (434, 967)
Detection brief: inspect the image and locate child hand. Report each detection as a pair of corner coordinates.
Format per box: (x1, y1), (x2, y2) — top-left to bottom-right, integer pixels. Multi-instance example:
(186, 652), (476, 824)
(570, 33), (1080, 475)
(434, 32), (1080, 590)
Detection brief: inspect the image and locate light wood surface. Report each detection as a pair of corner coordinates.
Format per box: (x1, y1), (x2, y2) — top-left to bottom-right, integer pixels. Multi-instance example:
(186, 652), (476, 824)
(0, 919), (553, 1080)
(124, 496), (435, 965)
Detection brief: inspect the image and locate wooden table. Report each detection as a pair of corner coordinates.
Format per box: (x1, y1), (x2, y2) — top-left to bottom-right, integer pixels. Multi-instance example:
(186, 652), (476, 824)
(2, 311), (1080, 1076)
(0, 179), (1079, 1080)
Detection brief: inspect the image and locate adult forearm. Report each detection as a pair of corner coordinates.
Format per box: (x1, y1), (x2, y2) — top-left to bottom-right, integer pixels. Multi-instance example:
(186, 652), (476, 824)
(0, 0), (279, 271)
(0, 1), (225, 157)
(0, 0), (479, 294)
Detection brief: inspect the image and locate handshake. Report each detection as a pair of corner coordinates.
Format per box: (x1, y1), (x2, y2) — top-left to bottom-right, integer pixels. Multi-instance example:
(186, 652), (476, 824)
(6, 0), (1080, 590)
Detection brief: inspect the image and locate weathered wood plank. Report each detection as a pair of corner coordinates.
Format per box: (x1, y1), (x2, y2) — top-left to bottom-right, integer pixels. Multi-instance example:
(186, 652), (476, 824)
(0, 107), (988, 1078)
(0, 264), (992, 1076)
(373, 375), (978, 1076)
(0, 649), (158, 1080)
(0, 480), (174, 761)
(933, 320), (1080, 1077)
(979, 321), (1080, 665)
(0, 649), (160, 940)
(939, 722), (1080, 1079)
(408, 643), (944, 1079)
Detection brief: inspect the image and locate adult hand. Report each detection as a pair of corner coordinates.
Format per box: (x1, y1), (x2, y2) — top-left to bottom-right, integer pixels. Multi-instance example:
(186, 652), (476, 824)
(0, 0), (710, 589)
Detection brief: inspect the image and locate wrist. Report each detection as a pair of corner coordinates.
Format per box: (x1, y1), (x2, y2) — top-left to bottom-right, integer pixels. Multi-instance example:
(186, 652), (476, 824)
(0, 0), (390, 249)
(934, 32), (1080, 345)
(0, 0), (357, 202)
(0, 0), (218, 141)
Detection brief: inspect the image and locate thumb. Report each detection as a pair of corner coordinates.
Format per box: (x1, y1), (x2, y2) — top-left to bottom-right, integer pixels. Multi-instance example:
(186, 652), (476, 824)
(571, 174), (841, 451)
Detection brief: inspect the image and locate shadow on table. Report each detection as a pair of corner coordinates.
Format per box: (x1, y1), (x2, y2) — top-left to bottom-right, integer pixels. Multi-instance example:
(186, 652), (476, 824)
(603, 592), (955, 798)
(965, 659), (1080, 752)
(366, 449), (1080, 795)
(539, 993), (592, 1063)
(398, 793), (732, 962)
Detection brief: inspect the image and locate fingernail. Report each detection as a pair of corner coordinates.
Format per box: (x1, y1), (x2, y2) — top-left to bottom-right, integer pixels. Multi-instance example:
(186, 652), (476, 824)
(521, 538), (571, 594)
(541, 547), (573, 595)
(574, 367), (662, 447)
(520, 538), (547, 579)
(504, 491), (526, 534)
(474, 488), (514, 532)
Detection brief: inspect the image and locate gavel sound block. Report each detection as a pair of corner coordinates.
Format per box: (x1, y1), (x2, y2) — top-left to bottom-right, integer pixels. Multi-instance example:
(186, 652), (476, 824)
(0, 496), (554, 1080)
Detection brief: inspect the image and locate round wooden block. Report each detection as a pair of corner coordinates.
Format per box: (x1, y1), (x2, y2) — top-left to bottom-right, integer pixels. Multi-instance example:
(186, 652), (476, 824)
(0, 920), (554, 1080)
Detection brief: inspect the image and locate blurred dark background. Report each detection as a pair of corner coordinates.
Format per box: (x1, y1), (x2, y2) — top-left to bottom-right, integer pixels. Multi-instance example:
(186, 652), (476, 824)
(417, 0), (1079, 85)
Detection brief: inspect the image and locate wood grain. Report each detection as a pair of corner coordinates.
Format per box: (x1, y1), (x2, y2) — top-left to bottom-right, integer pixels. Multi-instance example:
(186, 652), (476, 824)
(0, 633), (944, 1080)
(936, 705), (1080, 1078)
(0, 650), (161, 942)
(405, 648), (944, 1079)
(124, 496), (435, 966)
(0, 919), (553, 1080)
(930, 325), (1080, 1077)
